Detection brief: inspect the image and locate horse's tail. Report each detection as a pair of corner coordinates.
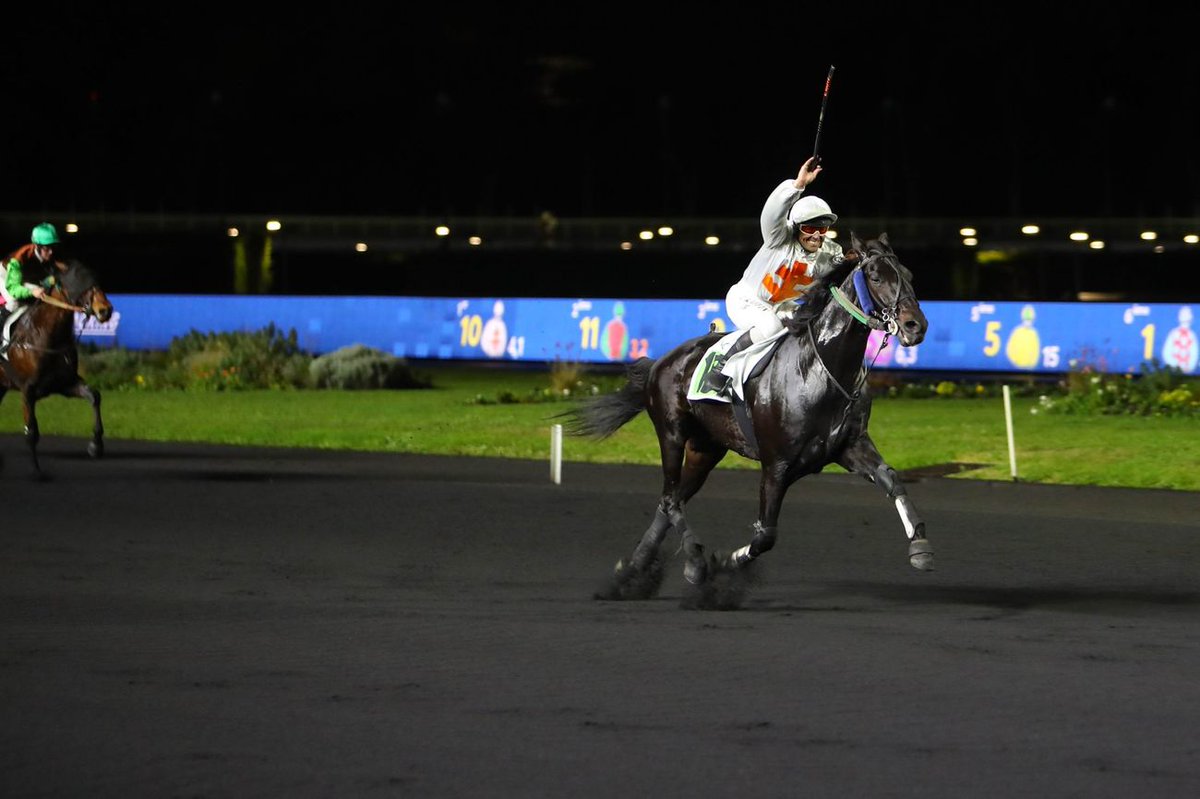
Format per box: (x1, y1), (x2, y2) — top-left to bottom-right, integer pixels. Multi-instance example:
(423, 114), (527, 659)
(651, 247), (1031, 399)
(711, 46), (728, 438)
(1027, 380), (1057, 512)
(562, 357), (655, 439)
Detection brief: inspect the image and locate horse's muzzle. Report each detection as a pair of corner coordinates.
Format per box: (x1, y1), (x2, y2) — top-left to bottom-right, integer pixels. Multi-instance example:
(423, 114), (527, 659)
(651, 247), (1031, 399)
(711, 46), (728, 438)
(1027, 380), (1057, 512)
(896, 301), (927, 347)
(91, 290), (113, 323)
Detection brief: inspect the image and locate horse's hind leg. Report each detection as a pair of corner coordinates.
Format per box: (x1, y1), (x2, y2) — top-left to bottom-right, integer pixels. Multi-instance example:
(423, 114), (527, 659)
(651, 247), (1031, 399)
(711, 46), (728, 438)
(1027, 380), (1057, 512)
(595, 437), (724, 601)
(838, 433), (934, 571)
(65, 381), (104, 458)
(675, 440), (727, 584)
(595, 504), (673, 600)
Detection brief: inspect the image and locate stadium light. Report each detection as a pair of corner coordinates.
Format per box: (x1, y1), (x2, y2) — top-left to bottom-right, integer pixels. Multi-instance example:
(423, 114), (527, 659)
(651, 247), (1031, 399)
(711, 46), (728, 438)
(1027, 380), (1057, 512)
(1140, 231), (1158, 241)
(227, 227), (239, 238)
(959, 227), (976, 237)
(1184, 234), (1199, 244)
(65, 223), (79, 234)
(704, 236), (720, 246)
(435, 226), (450, 237)
(1089, 240), (1105, 250)
(355, 242), (368, 252)
(657, 226), (674, 237)
(1021, 224), (1040, 235)
(963, 237), (978, 247)
(468, 236), (482, 246)
(639, 230), (654, 240)
(620, 241), (633, 250)
(1069, 231), (1089, 241)
(266, 220), (281, 232)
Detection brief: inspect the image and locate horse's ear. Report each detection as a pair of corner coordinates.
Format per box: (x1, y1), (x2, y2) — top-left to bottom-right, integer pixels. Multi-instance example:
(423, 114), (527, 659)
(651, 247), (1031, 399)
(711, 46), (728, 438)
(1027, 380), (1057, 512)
(878, 232), (891, 249)
(850, 231), (864, 252)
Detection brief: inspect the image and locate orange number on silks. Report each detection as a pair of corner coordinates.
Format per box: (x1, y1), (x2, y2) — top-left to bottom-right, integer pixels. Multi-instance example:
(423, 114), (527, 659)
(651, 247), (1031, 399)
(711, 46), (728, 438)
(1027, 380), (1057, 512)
(629, 339), (650, 358)
(762, 260), (814, 303)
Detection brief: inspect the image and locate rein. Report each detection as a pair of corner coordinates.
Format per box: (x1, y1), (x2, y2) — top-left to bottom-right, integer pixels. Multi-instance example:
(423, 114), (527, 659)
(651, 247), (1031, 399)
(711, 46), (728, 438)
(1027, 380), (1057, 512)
(6, 287), (97, 357)
(805, 319), (889, 404)
(39, 293), (88, 314)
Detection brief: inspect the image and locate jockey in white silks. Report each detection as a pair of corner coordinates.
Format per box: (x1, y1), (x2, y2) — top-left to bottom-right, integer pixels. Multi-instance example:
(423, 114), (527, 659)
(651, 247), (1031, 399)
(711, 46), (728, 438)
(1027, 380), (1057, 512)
(701, 157), (854, 394)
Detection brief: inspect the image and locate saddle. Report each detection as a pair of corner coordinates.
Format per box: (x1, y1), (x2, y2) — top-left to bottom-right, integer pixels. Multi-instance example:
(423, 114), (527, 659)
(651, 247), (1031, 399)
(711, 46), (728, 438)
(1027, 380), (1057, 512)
(0, 304), (29, 358)
(687, 328), (788, 404)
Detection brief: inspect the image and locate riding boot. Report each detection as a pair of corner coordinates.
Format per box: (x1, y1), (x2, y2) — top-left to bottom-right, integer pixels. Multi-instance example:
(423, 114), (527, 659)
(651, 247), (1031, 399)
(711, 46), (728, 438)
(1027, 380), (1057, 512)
(700, 330), (754, 394)
(0, 307), (10, 357)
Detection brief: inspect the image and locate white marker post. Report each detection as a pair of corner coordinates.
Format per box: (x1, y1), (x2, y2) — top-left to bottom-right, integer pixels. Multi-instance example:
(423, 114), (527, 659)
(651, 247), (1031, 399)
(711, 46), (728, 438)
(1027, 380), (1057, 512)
(550, 424), (563, 484)
(1002, 385), (1018, 481)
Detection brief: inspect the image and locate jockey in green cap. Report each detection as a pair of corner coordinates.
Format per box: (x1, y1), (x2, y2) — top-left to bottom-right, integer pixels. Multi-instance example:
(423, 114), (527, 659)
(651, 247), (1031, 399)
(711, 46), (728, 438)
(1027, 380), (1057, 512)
(1, 223), (64, 354)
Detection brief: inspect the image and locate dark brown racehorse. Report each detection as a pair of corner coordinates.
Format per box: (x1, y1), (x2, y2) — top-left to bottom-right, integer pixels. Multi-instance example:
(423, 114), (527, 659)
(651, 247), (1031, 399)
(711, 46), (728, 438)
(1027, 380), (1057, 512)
(0, 259), (113, 476)
(565, 234), (932, 609)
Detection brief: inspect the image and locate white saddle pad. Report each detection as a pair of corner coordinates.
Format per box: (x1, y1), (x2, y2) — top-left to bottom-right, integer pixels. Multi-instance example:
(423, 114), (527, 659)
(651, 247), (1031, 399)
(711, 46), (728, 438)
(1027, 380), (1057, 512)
(686, 328), (788, 403)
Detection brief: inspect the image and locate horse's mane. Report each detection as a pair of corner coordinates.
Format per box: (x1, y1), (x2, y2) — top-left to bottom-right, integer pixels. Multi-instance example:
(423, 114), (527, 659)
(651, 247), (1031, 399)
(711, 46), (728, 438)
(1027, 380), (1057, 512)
(56, 259), (98, 300)
(780, 233), (904, 333)
(794, 243), (861, 320)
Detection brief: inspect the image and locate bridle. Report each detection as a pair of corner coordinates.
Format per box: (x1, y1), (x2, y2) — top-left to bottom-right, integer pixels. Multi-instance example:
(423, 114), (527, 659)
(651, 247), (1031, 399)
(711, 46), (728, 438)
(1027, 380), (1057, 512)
(828, 252), (914, 336)
(805, 252), (916, 406)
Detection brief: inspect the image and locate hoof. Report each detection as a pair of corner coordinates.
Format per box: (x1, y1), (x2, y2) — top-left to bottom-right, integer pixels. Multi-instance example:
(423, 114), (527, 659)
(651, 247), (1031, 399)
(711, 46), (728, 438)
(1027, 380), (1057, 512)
(683, 556), (708, 586)
(908, 537), (935, 571)
(593, 551), (665, 601)
(681, 552), (760, 611)
(88, 441), (104, 459)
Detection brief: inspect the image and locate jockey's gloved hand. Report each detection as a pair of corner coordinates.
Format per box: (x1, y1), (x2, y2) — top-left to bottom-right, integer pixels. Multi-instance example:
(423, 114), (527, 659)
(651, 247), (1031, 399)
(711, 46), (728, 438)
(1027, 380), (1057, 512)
(842, 249), (861, 264)
(776, 297), (819, 333)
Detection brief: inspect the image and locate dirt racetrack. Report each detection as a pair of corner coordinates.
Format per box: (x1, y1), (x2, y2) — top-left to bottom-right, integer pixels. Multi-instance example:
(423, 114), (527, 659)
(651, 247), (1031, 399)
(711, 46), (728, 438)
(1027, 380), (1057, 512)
(2, 436), (1198, 797)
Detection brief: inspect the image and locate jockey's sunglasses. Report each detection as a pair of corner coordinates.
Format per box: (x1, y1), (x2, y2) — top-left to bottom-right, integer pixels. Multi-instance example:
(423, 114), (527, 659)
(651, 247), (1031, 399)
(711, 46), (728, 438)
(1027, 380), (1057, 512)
(799, 224), (829, 235)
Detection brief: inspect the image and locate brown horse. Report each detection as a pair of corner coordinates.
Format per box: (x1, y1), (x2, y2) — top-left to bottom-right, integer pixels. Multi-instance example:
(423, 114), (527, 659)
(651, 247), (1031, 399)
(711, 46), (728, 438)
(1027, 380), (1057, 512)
(0, 259), (113, 475)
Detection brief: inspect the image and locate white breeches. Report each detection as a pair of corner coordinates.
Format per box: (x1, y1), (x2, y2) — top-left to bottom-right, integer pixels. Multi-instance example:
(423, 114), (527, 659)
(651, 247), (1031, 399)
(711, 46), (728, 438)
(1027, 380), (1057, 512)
(724, 285), (783, 343)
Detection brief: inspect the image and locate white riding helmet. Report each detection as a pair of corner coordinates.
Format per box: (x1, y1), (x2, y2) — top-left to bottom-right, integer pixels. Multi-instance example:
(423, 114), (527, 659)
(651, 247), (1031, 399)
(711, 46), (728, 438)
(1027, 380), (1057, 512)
(787, 195), (838, 228)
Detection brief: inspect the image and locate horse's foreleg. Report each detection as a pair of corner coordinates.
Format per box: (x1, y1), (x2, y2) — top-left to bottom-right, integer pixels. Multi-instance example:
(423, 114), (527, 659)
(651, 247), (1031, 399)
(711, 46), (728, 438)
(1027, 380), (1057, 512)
(727, 462), (788, 569)
(64, 381), (104, 458)
(838, 433), (934, 571)
(21, 389), (43, 478)
(679, 461), (787, 610)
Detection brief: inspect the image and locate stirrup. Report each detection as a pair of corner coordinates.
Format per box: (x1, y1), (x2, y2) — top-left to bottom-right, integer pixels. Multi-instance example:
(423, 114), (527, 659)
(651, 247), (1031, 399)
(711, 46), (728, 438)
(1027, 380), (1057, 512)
(700, 363), (731, 393)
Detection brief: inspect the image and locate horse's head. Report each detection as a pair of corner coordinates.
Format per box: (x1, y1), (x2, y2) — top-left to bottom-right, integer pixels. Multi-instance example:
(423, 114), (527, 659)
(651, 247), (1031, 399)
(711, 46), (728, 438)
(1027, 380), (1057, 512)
(848, 233), (927, 347)
(55, 259), (113, 322)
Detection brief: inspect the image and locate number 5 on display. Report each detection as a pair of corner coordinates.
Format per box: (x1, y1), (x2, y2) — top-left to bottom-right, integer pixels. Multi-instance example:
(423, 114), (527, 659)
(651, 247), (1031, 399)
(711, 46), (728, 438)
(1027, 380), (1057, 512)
(983, 321), (1002, 357)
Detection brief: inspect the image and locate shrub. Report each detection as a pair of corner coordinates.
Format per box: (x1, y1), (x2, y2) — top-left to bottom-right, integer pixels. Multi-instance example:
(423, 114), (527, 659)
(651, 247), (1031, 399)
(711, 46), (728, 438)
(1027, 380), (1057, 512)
(308, 344), (431, 390)
(166, 324), (310, 390)
(468, 361), (624, 405)
(78, 346), (148, 390)
(1039, 360), (1199, 417)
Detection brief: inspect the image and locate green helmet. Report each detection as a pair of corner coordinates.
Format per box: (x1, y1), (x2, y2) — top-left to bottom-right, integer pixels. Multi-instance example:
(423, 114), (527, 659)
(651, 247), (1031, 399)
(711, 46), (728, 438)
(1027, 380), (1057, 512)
(31, 223), (59, 246)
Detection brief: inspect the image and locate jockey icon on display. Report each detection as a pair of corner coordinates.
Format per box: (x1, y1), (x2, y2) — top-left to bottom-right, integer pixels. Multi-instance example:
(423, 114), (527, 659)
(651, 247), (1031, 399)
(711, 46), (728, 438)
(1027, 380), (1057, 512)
(1005, 304), (1041, 370)
(480, 301), (508, 359)
(1162, 306), (1197, 373)
(602, 302), (629, 361)
(700, 156), (857, 395)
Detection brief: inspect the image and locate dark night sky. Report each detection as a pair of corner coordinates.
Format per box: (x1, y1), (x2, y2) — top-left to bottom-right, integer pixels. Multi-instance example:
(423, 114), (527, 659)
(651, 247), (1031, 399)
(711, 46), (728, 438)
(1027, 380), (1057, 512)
(4, 2), (1198, 221)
